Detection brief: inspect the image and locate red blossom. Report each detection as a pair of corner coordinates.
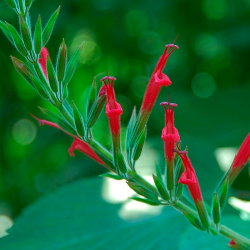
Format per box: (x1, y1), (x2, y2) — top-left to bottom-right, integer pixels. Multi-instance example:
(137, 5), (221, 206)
(30, 114), (105, 166)
(232, 133), (250, 169)
(38, 47), (49, 79)
(173, 149), (203, 203)
(160, 100), (180, 162)
(229, 240), (236, 245)
(141, 43), (179, 113)
(100, 76), (123, 136)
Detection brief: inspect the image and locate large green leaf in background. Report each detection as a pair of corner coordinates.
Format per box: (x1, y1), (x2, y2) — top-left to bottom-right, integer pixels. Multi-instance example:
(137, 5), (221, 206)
(0, 177), (249, 250)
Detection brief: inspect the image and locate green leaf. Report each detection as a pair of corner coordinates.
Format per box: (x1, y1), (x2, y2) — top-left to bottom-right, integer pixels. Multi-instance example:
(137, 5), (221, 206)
(46, 55), (59, 93)
(152, 174), (169, 201)
(56, 38), (67, 82)
(72, 101), (85, 137)
(130, 197), (160, 206)
(19, 14), (32, 51)
(219, 178), (229, 210)
(132, 125), (147, 162)
(39, 107), (76, 136)
(87, 77), (97, 116)
(183, 212), (205, 231)
(5, 22), (28, 57)
(127, 182), (158, 201)
(155, 162), (163, 182)
(11, 56), (35, 89)
(28, 74), (50, 99)
(25, 0), (33, 8)
(34, 15), (42, 55)
(63, 83), (69, 100)
(62, 42), (84, 85)
(126, 106), (136, 152)
(0, 21), (13, 44)
(42, 6), (60, 46)
(5, 0), (16, 9)
(212, 192), (220, 225)
(100, 173), (123, 180)
(113, 148), (127, 175)
(17, 0), (25, 15)
(87, 94), (107, 128)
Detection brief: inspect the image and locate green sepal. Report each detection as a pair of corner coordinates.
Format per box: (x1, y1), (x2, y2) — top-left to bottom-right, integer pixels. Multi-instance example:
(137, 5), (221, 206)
(114, 148), (127, 175)
(19, 14), (32, 51)
(100, 173), (123, 180)
(87, 78), (97, 116)
(166, 158), (174, 192)
(126, 106), (136, 152)
(0, 21), (14, 44)
(219, 178), (229, 210)
(62, 42), (84, 85)
(152, 174), (169, 201)
(87, 94), (107, 128)
(209, 227), (218, 235)
(132, 125), (147, 162)
(127, 182), (158, 201)
(42, 6), (61, 46)
(176, 183), (183, 199)
(5, 22), (28, 57)
(11, 56), (35, 89)
(34, 15), (42, 55)
(130, 197), (159, 206)
(46, 55), (59, 93)
(5, 0), (16, 9)
(183, 212), (205, 231)
(63, 84), (69, 100)
(25, 0), (33, 8)
(212, 192), (220, 225)
(56, 39), (67, 82)
(39, 107), (76, 135)
(155, 163), (163, 182)
(17, 0), (25, 15)
(72, 101), (85, 137)
(196, 200), (211, 231)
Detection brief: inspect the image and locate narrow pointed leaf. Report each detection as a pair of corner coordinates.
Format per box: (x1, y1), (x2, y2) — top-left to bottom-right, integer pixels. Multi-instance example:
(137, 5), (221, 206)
(126, 106), (136, 151)
(5, 22), (28, 57)
(196, 200), (211, 231)
(34, 15), (42, 54)
(87, 78), (97, 116)
(212, 192), (220, 225)
(87, 95), (107, 128)
(29, 74), (50, 99)
(19, 14), (32, 51)
(219, 178), (229, 210)
(183, 212), (205, 231)
(39, 107), (76, 135)
(152, 174), (169, 201)
(25, 0), (33, 7)
(127, 182), (158, 201)
(132, 125), (146, 161)
(99, 173), (123, 180)
(46, 55), (59, 92)
(0, 21), (13, 44)
(63, 84), (69, 100)
(5, 0), (16, 8)
(62, 42), (84, 85)
(155, 163), (163, 182)
(42, 6), (61, 46)
(114, 148), (127, 175)
(17, 0), (25, 15)
(56, 39), (67, 82)
(72, 101), (84, 137)
(130, 197), (159, 206)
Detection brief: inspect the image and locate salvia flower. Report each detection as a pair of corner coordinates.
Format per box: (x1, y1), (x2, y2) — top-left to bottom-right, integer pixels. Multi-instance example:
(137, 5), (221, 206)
(141, 44), (179, 113)
(100, 76), (123, 137)
(31, 114), (105, 166)
(38, 47), (49, 79)
(160, 100), (180, 162)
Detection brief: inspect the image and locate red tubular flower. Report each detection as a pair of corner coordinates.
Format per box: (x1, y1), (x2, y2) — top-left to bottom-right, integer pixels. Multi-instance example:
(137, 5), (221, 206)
(232, 133), (250, 169)
(173, 149), (203, 203)
(30, 114), (105, 166)
(100, 76), (123, 137)
(160, 100), (180, 162)
(38, 47), (49, 79)
(141, 43), (179, 113)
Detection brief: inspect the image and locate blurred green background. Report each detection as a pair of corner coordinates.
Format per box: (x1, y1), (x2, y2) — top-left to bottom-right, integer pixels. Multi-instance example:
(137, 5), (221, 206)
(0, 0), (250, 219)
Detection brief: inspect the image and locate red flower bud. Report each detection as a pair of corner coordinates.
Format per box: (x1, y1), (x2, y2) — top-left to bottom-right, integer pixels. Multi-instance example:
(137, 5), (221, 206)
(173, 149), (203, 203)
(100, 76), (123, 136)
(141, 43), (179, 113)
(38, 47), (49, 79)
(161, 100), (180, 162)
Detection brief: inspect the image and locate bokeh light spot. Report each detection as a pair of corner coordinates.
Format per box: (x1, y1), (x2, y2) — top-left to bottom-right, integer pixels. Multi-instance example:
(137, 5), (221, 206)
(124, 10), (149, 36)
(215, 147), (237, 172)
(138, 32), (162, 55)
(80, 41), (101, 65)
(0, 215), (13, 238)
(195, 33), (219, 59)
(191, 72), (216, 98)
(202, 0), (229, 20)
(12, 119), (37, 145)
